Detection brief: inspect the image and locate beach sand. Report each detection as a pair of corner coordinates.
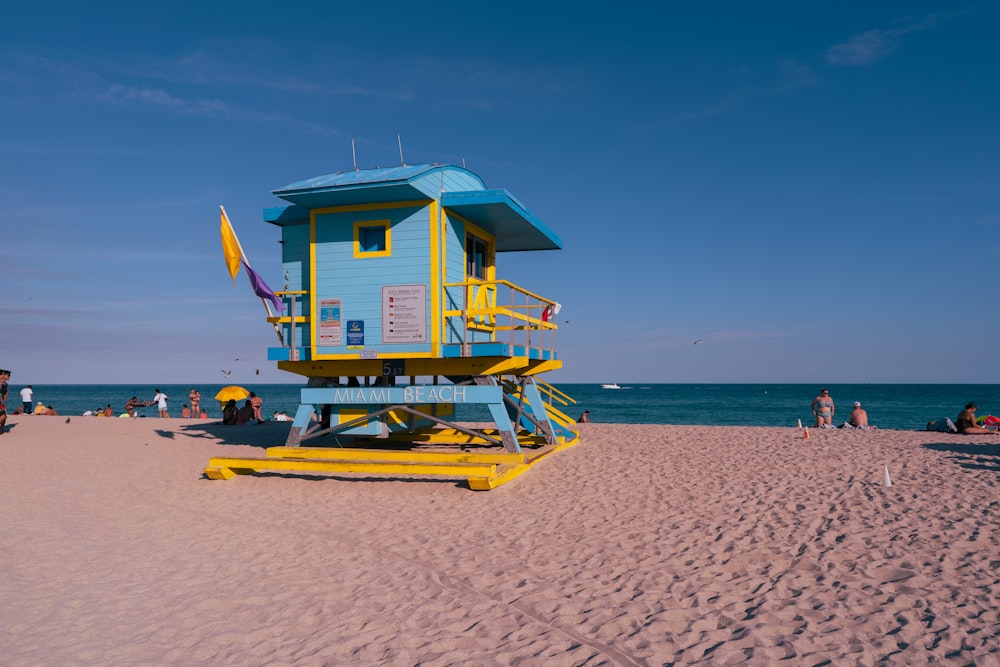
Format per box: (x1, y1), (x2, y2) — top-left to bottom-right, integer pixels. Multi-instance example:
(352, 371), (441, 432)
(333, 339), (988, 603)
(2, 416), (999, 665)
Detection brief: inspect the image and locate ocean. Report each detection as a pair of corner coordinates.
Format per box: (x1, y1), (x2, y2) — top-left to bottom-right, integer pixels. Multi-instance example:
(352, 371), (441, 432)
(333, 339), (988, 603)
(7, 383), (1000, 431)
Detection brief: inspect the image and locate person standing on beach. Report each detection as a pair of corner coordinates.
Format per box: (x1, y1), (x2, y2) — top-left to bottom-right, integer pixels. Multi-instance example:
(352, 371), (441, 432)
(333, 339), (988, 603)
(153, 389), (169, 418)
(0, 369), (9, 434)
(811, 388), (834, 427)
(188, 388), (201, 418)
(20, 385), (33, 415)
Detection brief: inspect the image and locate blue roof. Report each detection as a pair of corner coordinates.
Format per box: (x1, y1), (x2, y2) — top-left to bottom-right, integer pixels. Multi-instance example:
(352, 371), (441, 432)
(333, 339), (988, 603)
(273, 164), (484, 209)
(440, 190), (562, 251)
(269, 164), (560, 251)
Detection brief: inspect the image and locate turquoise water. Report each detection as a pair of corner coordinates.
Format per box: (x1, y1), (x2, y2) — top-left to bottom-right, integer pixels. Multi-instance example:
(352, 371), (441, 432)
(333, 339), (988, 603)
(7, 383), (1000, 431)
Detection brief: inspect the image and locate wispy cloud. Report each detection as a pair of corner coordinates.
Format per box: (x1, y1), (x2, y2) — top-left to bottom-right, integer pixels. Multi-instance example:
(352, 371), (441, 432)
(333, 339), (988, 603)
(647, 58), (819, 128)
(825, 12), (960, 67)
(16, 54), (343, 136)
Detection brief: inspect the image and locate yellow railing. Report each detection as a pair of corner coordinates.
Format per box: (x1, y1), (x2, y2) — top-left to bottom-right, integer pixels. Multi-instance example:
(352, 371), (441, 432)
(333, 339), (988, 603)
(443, 279), (558, 358)
(266, 284), (558, 361)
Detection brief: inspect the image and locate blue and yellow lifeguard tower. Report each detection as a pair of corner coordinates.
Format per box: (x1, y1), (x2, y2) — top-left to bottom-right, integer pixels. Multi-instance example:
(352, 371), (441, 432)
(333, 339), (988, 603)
(206, 164), (579, 489)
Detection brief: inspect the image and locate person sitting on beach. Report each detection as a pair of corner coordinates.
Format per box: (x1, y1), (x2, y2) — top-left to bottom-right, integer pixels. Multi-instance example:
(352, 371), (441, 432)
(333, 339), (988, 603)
(849, 402), (868, 428)
(43, 405), (58, 416)
(125, 397), (139, 418)
(811, 388), (834, 427)
(103, 404), (113, 418)
(222, 399), (238, 426)
(181, 404), (191, 419)
(237, 400), (254, 425)
(955, 403), (996, 434)
(199, 408), (207, 419)
(34, 401), (47, 415)
(577, 410), (590, 423)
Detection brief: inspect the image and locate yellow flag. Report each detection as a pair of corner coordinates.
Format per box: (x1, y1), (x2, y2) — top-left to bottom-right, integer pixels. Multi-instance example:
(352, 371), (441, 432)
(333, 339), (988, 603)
(220, 206), (241, 282)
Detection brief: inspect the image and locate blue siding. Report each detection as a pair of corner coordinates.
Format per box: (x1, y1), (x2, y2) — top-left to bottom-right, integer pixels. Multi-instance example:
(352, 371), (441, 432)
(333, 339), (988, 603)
(444, 212), (466, 344)
(442, 211), (495, 345)
(313, 205), (432, 356)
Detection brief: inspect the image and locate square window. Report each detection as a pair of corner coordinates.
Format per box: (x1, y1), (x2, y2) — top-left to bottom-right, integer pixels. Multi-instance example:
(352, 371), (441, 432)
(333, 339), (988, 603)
(359, 226), (385, 252)
(354, 220), (391, 257)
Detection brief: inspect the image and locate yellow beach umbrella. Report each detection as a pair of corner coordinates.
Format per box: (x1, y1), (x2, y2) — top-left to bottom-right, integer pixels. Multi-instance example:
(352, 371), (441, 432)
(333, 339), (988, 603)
(215, 385), (249, 405)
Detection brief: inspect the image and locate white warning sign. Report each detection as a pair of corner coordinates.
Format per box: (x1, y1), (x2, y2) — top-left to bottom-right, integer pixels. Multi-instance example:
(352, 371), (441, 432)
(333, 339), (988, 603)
(382, 284), (426, 343)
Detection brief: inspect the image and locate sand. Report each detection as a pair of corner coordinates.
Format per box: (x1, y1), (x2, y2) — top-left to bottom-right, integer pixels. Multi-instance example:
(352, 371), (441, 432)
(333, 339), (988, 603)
(1, 415), (999, 666)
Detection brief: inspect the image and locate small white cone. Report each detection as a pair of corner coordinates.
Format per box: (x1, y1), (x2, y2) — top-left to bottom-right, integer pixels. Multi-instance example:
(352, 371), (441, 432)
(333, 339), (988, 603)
(797, 418), (802, 429)
(883, 466), (892, 487)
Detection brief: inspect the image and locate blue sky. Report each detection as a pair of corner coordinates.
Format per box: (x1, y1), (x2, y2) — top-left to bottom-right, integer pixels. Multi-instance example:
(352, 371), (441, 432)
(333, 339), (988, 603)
(2, 2), (998, 385)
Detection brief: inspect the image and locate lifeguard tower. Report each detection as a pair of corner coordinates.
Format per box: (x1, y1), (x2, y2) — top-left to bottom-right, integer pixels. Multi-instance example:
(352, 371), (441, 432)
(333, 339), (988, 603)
(206, 164), (579, 489)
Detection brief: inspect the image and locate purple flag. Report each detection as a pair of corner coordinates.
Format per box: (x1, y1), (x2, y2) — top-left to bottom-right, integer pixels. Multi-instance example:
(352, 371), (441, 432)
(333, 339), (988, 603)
(241, 260), (284, 312)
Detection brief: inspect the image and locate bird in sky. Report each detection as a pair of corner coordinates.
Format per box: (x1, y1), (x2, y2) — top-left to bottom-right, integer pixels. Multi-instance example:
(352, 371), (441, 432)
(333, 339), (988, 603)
(221, 369), (232, 378)
(693, 339), (703, 345)
(255, 369), (260, 375)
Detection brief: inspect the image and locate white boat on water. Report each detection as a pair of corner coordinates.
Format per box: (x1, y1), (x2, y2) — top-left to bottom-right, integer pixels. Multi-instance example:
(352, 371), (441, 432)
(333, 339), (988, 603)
(600, 383), (622, 389)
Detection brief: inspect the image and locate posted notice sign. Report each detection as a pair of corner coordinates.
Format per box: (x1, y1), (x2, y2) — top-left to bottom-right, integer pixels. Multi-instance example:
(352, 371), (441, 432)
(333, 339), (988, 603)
(382, 284), (427, 343)
(318, 298), (342, 346)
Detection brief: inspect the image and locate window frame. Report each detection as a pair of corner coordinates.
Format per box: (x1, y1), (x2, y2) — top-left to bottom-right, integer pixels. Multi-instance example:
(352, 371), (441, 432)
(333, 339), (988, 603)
(353, 219), (392, 258)
(465, 230), (493, 280)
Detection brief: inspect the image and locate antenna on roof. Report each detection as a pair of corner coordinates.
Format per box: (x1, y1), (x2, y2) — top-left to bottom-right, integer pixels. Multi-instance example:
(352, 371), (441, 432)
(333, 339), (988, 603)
(397, 133), (406, 166)
(352, 139), (358, 171)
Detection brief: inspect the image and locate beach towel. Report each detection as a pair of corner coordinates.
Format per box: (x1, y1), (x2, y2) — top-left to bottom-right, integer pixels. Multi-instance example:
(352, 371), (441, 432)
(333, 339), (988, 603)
(976, 415), (1000, 429)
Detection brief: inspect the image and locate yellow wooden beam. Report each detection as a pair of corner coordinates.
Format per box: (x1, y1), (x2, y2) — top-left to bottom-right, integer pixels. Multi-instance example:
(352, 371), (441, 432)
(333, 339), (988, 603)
(468, 464), (530, 490)
(265, 447), (523, 465)
(520, 359), (563, 376)
(206, 456), (498, 478)
(267, 316), (312, 324)
(205, 428), (582, 490)
(277, 356), (545, 378)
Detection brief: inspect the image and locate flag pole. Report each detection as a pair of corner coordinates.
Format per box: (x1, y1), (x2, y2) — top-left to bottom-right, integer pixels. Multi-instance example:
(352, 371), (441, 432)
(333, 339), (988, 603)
(220, 206), (285, 346)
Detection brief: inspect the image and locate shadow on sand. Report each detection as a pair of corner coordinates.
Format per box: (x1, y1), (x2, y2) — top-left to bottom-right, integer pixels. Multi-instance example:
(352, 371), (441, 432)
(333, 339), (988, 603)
(922, 441), (1000, 472)
(166, 420), (295, 450)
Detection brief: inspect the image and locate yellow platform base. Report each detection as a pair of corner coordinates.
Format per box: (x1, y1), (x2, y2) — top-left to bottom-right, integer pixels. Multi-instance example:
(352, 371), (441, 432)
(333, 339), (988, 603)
(204, 435), (579, 490)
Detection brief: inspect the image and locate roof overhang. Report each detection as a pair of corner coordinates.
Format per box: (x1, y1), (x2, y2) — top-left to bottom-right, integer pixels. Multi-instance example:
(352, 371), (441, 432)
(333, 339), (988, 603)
(441, 190), (562, 251)
(272, 165), (438, 210)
